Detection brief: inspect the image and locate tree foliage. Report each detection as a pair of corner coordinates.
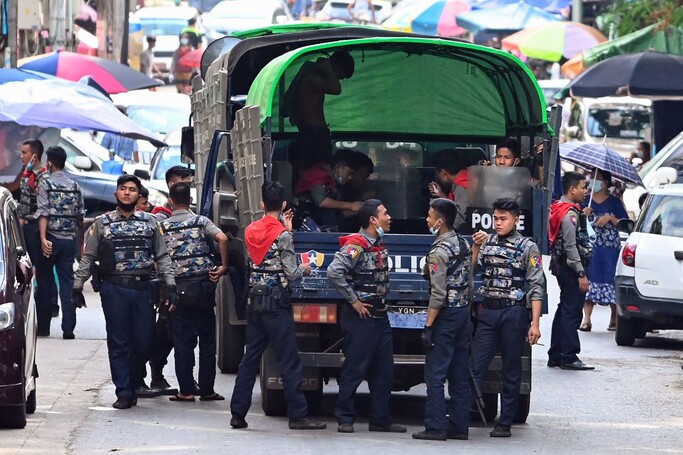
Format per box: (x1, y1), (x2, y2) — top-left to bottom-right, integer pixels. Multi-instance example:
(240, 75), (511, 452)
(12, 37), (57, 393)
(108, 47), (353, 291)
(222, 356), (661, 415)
(601, 0), (683, 37)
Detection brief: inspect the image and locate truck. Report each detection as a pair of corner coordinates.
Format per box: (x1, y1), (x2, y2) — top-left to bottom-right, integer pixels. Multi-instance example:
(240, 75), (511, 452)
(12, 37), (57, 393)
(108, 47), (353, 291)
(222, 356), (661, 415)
(186, 25), (560, 423)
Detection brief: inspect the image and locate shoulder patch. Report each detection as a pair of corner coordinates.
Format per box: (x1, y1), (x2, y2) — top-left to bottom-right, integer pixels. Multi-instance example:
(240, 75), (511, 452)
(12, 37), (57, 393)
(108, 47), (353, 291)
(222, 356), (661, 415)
(429, 257), (439, 275)
(569, 214), (577, 225)
(530, 255), (542, 269)
(344, 244), (362, 259)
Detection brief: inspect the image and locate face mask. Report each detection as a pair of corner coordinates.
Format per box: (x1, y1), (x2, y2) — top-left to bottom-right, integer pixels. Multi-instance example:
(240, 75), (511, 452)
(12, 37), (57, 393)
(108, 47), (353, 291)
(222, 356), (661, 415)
(429, 221), (441, 236)
(180, 38), (189, 46)
(592, 180), (604, 193)
(376, 226), (385, 239)
(116, 198), (137, 212)
(25, 161), (34, 172)
(334, 173), (344, 185)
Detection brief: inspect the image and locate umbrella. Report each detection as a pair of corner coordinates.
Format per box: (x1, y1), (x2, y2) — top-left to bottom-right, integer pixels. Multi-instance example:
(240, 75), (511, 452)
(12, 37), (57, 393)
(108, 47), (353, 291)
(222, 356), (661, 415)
(19, 50), (162, 94)
(0, 68), (55, 84)
(456, 1), (560, 34)
(383, 0), (471, 37)
(0, 79), (165, 146)
(471, 0), (571, 14)
(568, 50), (683, 99)
(559, 141), (643, 186)
(562, 24), (683, 79)
(502, 22), (606, 62)
(178, 48), (204, 70)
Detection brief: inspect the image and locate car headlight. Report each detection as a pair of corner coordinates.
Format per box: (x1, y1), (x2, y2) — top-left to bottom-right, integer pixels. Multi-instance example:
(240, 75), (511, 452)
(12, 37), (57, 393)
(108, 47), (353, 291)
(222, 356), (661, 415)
(147, 188), (168, 209)
(0, 302), (16, 332)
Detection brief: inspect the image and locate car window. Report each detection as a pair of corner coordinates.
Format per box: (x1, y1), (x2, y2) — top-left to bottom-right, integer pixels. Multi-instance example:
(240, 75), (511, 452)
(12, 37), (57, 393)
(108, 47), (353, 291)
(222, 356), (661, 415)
(153, 146), (189, 180)
(586, 108), (650, 139)
(139, 18), (186, 36)
(636, 194), (683, 238)
(661, 145), (683, 181)
(59, 138), (102, 172)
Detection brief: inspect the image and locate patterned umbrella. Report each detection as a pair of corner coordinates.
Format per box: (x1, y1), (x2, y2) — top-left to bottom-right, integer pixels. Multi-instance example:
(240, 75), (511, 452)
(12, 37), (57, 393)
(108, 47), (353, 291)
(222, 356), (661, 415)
(0, 68), (55, 84)
(19, 50), (162, 94)
(559, 142), (643, 186)
(502, 22), (606, 62)
(456, 1), (560, 34)
(383, 0), (471, 36)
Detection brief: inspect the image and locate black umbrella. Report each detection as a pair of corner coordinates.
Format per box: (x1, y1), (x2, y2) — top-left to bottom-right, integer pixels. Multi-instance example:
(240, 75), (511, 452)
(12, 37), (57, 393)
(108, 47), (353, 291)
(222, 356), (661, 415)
(569, 50), (683, 99)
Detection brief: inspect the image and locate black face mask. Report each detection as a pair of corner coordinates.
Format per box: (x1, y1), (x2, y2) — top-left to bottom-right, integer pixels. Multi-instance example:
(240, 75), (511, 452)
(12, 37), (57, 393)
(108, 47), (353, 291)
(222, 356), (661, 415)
(116, 198), (137, 212)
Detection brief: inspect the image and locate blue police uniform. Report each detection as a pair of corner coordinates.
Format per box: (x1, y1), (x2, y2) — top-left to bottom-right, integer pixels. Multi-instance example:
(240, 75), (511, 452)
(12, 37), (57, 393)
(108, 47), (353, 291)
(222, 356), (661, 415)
(160, 210), (222, 397)
(74, 209), (175, 405)
(35, 170), (84, 337)
(327, 229), (404, 432)
(472, 230), (545, 430)
(421, 231), (472, 438)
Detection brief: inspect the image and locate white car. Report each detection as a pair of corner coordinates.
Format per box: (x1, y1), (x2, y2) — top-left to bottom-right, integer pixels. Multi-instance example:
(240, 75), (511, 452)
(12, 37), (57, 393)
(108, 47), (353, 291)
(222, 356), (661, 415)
(133, 6), (200, 77)
(623, 131), (683, 220)
(614, 180), (683, 346)
(315, 0), (393, 24)
(201, 0), (291, 43)
(111, 90), (191, 166)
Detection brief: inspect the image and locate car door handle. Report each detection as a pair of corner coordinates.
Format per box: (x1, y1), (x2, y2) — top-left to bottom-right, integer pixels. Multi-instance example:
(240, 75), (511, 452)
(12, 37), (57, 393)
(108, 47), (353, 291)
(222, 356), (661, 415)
(674, 251), (683, 261)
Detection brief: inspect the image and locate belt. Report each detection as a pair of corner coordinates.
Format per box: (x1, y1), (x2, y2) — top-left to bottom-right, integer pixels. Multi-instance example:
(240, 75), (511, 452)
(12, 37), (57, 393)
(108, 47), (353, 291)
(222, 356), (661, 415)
(364, 298), (387, 318)
(482, 298), (524, 310)
(443, 301), (469, 309)
(104, 275), (153, 289)
(176, 273), (210, 283)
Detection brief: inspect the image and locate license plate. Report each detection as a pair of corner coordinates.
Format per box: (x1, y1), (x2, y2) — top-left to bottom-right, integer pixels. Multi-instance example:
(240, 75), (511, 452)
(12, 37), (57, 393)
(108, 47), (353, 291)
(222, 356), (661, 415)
(387, 306), (427, 329)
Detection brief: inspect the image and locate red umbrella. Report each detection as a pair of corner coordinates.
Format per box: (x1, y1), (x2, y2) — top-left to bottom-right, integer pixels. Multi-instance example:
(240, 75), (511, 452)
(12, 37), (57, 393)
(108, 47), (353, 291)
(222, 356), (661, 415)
(19, 50), (162, 94)
(177, 48), (204, 70)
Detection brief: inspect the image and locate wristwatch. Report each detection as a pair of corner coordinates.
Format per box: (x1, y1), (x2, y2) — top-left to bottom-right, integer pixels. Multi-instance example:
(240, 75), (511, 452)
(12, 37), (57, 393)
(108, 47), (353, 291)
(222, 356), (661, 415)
(577, 271), (586, 278)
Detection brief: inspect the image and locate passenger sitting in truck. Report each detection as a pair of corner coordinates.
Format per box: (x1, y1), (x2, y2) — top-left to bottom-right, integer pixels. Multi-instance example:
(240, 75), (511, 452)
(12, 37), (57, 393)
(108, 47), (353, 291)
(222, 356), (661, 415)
(294, 149), (363, 229)
(283, 51), (355, 170)
(339, 151), (377, 232)
(481, 138), (542, 188)
(428, 149), (468, 231)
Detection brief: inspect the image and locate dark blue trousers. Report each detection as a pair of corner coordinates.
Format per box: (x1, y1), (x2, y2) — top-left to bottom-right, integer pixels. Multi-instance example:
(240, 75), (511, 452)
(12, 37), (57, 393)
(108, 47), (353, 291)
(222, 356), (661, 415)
(335, 305), (394, 427)
(24, 222), (57, 334)
(100, 281), (155, 401)
(424, 306), (472, 434)
(548, 269), (586, 364)
(230, 307), (307, 420)
(44, 235), (76, 334)
(170, 304), (216, 396)
(472, 304), (529, 427)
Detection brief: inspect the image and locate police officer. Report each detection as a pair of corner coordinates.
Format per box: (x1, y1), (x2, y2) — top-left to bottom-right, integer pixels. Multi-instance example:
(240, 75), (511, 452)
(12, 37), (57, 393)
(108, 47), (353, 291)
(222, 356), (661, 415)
(73, 175), (177, 409)
(547, 171), (594, 371)
(36, 146), (84, 340)
(471, 197), (544, 438)
(230, 181), (326, 431)
(159, 182), (229, 402)
(413, 198), (472, 441)
(327, 199), (407, 434)
(15, 139), (58, 335)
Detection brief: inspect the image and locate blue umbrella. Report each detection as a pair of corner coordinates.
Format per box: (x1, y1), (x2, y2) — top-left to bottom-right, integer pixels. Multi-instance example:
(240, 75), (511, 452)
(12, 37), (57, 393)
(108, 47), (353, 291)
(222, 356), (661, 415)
(559, 141), (644, 186)
(471, 0), (571, 14)
(456, 1), (561, 33)
(0, 68), (55, 84)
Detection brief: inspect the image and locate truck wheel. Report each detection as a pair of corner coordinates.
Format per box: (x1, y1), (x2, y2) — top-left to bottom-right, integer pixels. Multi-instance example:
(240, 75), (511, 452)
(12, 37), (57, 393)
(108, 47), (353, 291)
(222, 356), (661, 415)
(216, 276), (245, 373)
(513, 394), (530, 424)
(482, 393), (498, 423)
(615, 316), (637, 346)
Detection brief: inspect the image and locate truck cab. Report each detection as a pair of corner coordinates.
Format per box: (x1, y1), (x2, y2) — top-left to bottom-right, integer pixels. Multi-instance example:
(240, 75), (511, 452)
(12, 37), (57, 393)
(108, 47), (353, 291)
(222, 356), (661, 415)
(189, 28), (559, 423)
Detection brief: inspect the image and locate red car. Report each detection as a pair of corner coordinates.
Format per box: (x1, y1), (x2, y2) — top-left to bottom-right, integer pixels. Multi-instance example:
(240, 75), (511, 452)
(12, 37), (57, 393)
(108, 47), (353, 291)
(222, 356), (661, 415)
(0, 187), (37, 428)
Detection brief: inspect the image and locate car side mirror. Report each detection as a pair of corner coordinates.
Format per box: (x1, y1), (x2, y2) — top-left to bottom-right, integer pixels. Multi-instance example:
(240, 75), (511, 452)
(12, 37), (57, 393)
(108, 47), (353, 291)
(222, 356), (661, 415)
(617, 218), (635, 234)
(181, 126), (195, 162)
(650, 166), (677, 188)
(134, 169), (151, 180)
(72, 156), (93, 171)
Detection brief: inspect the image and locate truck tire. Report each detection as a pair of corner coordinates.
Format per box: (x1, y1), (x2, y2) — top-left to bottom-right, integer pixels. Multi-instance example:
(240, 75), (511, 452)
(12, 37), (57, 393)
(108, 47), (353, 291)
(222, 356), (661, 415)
(513, 394), (530, 424)
(216, 276), (245, 373)
(482, 392), (498, 423)
(615, 316), (637, 347)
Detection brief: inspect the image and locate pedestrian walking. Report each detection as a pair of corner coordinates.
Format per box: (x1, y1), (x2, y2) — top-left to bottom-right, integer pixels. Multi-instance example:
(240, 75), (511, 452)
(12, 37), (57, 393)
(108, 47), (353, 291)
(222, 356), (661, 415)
(412, 198), (472, 442)
(36, 146), (84, 339)
(326, 199), (406, 434)
(548, 172), (594, 371)
(229, 181), (326, 431)
(16, 139), (58, 336)
(73, 175), (177, 409)
(470, 197), (544, 438)
(160, 182), (229, 402)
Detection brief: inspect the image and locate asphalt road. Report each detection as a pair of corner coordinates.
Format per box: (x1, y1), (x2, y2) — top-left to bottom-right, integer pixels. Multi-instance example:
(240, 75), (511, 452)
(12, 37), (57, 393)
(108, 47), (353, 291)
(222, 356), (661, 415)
(3, 258), (683, 455)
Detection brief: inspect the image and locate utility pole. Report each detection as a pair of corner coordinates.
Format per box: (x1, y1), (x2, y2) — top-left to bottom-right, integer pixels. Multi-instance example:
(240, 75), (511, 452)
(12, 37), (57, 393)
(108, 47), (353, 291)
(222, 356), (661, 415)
(8, 0), (18, 67)
(121, 0), (130, 65)
(572, 0), (584, 23)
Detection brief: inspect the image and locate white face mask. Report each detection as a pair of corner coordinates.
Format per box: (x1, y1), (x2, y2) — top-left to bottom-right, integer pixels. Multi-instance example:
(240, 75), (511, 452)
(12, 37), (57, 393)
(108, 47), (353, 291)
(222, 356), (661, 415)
(180, 38), (189, 46)
(429, 221), (441, 236)
(376, 226), (385, 239)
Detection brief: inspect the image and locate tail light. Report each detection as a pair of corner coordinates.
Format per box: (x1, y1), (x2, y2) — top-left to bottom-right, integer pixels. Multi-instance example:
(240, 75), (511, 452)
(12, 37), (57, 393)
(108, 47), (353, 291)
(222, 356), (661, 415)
(292, 304), (337, 324)
(621, 242), (637, 267)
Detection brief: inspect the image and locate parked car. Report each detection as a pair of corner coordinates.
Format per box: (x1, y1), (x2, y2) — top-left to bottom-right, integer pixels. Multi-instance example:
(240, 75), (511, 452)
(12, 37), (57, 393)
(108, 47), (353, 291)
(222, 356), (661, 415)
(133, 6), (200, 78)
(201, 0), (291, 43)
(0, 188), (36, 429)
(614, 178), (683, 346)
(315, 0), (393, 24)
(537, 79), (569, 106)
(623, 131), (683, 220)
(111, 90), (192, 166)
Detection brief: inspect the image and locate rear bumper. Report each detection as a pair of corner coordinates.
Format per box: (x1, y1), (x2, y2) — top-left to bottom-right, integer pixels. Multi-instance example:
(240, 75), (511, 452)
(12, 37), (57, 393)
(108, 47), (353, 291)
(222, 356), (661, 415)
(615, 276), (683, 327)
